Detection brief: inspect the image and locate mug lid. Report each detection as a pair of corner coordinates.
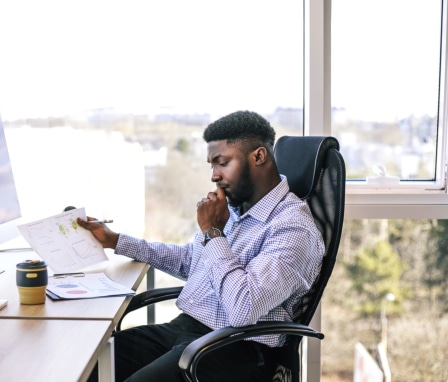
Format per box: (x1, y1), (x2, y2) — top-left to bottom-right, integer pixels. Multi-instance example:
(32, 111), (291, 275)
(16, 259), (47, 269)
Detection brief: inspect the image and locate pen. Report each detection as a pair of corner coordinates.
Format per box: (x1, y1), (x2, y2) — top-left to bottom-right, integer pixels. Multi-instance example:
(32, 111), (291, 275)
(53, 272), (85, 278)
(87, 219), (114, 224)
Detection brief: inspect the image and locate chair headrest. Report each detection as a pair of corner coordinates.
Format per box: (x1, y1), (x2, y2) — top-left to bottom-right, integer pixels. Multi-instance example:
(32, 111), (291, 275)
(274, 136), (340, 199)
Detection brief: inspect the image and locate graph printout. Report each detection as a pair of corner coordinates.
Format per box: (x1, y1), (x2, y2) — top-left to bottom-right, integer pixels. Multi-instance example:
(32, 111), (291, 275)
(46, 272), (135, 300)
(18, 207), (108, 273)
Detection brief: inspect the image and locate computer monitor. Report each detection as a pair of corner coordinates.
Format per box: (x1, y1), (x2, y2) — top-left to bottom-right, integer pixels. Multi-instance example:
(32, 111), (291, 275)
(0, 114), (23, 246)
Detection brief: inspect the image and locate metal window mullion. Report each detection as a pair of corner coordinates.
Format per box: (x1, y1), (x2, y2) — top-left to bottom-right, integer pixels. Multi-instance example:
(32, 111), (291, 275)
(303, 2), (331, 381)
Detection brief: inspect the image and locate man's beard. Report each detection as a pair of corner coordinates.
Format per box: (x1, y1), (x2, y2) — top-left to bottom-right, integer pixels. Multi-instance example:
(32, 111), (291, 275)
(227, 162), (254, 207)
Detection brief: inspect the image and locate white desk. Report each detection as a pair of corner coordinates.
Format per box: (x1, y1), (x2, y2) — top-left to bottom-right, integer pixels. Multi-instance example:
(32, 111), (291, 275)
(0, 319), (114, 382)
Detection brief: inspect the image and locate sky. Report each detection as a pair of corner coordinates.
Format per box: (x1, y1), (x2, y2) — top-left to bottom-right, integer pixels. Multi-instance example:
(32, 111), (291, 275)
(331, 0), (441, 121)
(0, 0), (442, 121)
(0, 0), (303, 119)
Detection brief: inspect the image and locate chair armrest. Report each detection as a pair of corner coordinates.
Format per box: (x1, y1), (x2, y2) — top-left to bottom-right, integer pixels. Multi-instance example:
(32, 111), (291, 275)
(179, 321), (324, 382)
(116, 286), (183, 331)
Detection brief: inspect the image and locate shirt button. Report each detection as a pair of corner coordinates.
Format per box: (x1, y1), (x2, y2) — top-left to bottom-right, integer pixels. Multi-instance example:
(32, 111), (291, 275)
(189, 299), (194, 304)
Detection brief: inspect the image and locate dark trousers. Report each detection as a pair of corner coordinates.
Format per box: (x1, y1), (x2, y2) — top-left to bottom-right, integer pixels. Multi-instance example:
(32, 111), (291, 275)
(90, 313), (277, 382)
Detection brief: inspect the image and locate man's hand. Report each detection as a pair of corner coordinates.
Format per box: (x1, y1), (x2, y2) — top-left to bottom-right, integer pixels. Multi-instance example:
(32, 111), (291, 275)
(77, 217), (119, 249)
(196, 187), (230, 233)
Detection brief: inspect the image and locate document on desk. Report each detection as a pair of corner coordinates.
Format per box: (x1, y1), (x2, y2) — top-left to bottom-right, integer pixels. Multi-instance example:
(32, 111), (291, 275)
(17, 207), (108, 273)
(46, 272), (136, 300)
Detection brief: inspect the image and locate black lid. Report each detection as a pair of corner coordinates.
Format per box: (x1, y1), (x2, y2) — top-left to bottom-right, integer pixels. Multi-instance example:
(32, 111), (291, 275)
(16, 259), (47, 269)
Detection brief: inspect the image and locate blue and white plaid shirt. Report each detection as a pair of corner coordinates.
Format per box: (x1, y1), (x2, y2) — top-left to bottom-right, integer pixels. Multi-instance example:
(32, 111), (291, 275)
(116, 176), (324, 347)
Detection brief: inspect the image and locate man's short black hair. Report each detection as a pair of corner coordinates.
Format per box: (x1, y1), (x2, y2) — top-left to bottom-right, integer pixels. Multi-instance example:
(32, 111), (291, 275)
(203, 110), (276, 152)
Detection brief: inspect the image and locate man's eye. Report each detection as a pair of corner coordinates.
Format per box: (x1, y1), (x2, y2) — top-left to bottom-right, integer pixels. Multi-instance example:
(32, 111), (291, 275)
(210, 161), (228, 169)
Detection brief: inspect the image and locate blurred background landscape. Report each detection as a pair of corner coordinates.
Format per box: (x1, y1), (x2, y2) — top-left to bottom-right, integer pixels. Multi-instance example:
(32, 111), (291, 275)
(4, 112), (448, 381)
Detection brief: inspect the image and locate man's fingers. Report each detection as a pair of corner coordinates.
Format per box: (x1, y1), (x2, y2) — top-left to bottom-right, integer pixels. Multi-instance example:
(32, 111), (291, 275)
(207, 191), (218, 201)
(215, 187), (226, 199)
(197, 188), (226, 208)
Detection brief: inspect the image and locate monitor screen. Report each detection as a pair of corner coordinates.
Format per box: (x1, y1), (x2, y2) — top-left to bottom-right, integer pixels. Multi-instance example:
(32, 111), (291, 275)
(0, 115), (22, 245)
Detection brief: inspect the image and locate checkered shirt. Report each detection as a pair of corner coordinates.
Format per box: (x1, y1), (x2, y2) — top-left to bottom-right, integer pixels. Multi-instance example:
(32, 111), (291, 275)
(116, 176), (324, 347)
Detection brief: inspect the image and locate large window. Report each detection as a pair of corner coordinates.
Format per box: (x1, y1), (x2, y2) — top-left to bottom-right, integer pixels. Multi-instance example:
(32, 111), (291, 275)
(332, 0), (445, 190)
(0, 0), (304, 237)
(321, 218), (448, 382)
(2, 1), (448, 381)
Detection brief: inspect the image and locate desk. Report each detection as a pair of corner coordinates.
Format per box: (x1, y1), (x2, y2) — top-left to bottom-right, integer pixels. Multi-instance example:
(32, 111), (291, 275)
(0, 319), (114, 382)
(0, 248), (150, 381)
(0, 250), (149, 324)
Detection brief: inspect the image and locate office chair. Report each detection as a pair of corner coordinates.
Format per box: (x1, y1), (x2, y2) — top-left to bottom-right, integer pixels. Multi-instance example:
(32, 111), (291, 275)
(116, 136), (346, 382)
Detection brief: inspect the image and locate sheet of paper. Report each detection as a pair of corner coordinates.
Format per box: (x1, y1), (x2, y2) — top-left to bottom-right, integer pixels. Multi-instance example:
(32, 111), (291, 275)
(17, 207), (108, 273)
(46, 272), (135, 300)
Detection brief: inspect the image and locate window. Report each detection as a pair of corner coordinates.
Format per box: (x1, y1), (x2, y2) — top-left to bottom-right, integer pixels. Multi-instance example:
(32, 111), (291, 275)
(2, 1), (448, 380)
(303, 0), (448, 203)
(332, 0), (443, 189)
(0, 0), (304, 238)
(322, 218), (448, 381)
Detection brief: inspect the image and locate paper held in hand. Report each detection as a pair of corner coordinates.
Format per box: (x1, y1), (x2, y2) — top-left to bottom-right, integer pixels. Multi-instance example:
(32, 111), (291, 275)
(17, 207), (108, 273)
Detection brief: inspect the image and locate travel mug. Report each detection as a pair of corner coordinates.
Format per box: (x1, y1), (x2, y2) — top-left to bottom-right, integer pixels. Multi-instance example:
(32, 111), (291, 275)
(16, 260), (48, 304)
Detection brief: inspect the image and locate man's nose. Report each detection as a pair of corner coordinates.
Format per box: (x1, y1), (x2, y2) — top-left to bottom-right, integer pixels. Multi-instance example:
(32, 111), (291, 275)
(211, 171), (221, 183)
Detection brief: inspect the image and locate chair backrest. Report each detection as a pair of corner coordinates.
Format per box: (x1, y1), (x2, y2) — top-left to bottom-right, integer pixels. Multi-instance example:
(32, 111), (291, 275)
(273, 135), (345, 380)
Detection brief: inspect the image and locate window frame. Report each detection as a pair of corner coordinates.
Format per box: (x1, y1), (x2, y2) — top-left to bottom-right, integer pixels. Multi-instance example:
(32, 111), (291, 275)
(305, 1), (448, 378)
(306, 0), (448, 220)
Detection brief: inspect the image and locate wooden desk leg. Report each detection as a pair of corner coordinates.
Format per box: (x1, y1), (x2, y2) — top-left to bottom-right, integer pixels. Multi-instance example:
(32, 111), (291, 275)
(99, 337), (115, 382)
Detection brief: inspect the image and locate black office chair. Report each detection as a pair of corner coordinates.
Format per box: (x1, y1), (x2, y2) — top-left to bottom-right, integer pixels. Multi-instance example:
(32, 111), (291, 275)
(116, 136), (346, 382)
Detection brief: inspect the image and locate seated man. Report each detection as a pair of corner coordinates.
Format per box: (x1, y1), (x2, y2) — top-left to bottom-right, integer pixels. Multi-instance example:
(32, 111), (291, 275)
(79, 110), (324, 382)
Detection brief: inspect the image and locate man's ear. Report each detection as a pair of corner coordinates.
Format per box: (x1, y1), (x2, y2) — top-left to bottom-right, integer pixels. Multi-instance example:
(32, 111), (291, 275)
(253, 147), (267, 166)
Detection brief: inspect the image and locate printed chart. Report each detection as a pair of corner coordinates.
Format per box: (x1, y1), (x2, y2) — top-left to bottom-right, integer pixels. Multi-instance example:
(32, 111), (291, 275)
(46, 272), (135, 299)
(18, 207), (108, 273)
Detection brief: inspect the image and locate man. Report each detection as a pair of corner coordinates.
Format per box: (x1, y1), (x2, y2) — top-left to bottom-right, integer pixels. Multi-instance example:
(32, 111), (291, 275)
(79, 110), (324, 382)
